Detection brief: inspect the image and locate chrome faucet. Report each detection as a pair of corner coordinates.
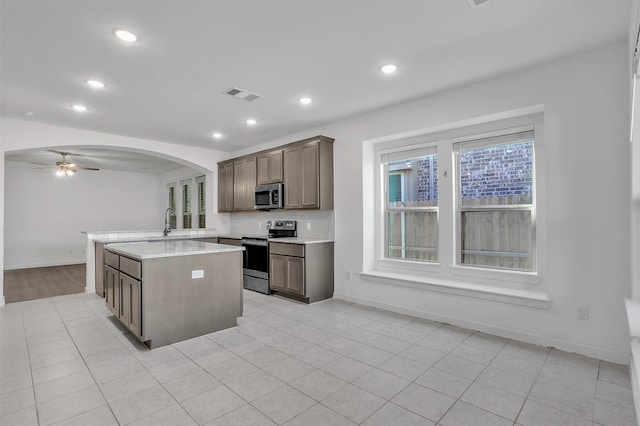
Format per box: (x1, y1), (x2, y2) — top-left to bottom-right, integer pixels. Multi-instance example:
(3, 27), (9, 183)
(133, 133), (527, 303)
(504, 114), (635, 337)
(163, 207), (175, 236)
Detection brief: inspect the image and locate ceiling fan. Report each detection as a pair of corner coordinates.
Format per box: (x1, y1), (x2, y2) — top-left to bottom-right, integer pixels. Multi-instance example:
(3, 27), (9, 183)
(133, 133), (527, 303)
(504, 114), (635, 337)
(30, 150), (100, 176)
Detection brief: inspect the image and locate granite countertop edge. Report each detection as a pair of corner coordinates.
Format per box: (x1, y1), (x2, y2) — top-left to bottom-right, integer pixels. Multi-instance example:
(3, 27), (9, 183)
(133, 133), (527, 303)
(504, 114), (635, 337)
(106, 241), (244, 260)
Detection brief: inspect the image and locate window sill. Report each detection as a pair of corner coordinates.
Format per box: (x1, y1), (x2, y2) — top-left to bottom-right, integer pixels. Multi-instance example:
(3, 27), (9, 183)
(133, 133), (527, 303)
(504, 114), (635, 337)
(359, 270), (551, 309)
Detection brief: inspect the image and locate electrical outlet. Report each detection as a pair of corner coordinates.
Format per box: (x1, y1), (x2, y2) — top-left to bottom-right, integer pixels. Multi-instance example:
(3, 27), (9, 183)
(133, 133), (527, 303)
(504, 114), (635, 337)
(192, 270), (204, 279)
(577, 305), (589, 320)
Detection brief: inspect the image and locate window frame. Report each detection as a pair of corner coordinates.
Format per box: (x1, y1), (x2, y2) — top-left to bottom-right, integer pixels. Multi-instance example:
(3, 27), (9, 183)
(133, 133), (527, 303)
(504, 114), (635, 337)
(196, 175), (206, 229)
(370, 112), (545, 295)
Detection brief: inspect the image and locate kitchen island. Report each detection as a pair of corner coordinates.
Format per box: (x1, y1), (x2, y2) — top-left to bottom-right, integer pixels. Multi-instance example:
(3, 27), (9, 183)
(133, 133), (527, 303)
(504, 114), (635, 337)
(104, 240), (244, 349)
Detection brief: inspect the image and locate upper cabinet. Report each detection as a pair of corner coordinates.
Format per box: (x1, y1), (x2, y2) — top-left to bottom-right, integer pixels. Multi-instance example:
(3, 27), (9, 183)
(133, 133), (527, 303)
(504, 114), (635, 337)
(233, 156), (257, 211)
(257, 149), (283, 185)
(285, 137), (333, 210)
(217, 161), (234, 212)
(217, 135), (333, 212)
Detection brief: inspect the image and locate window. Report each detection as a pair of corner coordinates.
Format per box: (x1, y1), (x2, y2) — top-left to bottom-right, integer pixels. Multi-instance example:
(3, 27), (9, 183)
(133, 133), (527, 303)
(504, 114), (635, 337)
(383, 146), (438, 262)
(455, 131), (534, 271)
(196, 175), (206, 229)
(181, 179), (192, 229)
(374, 114), (542, 280)
(167, 183), (177, 229)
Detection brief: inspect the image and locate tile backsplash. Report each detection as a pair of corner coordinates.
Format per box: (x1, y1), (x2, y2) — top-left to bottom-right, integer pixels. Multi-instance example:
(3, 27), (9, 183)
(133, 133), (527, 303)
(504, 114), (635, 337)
(229, 210), (334, 239)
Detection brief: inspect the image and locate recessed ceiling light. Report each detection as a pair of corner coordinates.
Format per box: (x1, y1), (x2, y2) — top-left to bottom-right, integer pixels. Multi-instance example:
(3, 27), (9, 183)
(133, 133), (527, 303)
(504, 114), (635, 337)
(86, 79), (105, 89)
(298, 97), (312, 105)
(380, 64), (398, 74)
(23, 111), (35, 117)
(113, 29), (138, 42)
(245, 119), (257, 126)
(71, 104), (88, 112)
(212, 132), (223, 139)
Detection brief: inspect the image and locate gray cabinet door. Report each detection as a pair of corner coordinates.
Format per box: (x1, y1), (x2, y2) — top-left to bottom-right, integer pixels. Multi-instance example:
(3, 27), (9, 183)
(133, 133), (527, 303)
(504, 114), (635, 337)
(284, 146), (302, 209)
(258, 150), (283, 185)
(233, 157), (257, 211)
(218, 161), (234, 212)
(286, 256), (305, 295)
(269, 254), (287, 292)
(301, 141), (319, 208)
(105, 266), (120, 316)
(120, 273), (130, 325)
(120, 273), (142, 337)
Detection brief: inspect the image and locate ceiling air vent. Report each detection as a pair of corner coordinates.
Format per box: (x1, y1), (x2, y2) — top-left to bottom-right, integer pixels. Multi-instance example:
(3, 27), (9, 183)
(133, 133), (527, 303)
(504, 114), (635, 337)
(225, 87), (261, 102)
(467, 0), (491, 8)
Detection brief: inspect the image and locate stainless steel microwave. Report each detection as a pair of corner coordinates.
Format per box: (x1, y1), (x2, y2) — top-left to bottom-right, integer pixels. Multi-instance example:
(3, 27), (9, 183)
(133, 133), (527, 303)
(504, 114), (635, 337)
(254, 183), (283, 210)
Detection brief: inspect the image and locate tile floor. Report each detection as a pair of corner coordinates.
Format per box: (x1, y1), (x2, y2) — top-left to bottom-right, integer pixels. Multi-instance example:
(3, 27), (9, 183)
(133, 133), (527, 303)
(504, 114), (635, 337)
(0, 290), (636, 426)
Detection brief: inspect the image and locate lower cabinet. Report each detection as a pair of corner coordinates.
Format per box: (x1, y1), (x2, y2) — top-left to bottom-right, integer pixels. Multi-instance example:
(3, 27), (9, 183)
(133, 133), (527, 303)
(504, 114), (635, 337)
(104, 265), (119, 316)
(269, 241), (334, 303)
(104, 253), (142, 338)
(120, 273), (141, 337)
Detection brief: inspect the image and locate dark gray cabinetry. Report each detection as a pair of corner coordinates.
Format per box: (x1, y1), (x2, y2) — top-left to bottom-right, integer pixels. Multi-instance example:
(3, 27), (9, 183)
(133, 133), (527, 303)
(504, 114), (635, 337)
(218, 161), (234, 212)
(257, 149), (283, 185)
(234, 156), (257, 211)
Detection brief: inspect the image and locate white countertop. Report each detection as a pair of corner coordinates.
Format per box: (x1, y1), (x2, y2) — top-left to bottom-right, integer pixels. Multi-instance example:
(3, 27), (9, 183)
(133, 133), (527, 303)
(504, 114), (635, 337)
(106, 240), (244, 260)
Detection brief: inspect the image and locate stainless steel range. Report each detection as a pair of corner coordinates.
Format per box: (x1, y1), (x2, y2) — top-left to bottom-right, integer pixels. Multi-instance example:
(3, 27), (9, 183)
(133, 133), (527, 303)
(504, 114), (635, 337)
(241, 220), (297, 294)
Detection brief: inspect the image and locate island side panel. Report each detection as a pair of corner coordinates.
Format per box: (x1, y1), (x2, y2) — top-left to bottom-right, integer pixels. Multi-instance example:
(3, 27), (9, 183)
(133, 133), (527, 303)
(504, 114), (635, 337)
(141, 251), (243, 349)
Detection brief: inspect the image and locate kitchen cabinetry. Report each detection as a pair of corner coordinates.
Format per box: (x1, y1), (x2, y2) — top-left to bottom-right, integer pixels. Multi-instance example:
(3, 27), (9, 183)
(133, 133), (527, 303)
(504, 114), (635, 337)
(269, 241), (334, 303)
(257, 149), (283, 185)
(233, 156), (257, 211)
(120, 273), (141, 337)
(284, 137), (333, 210)
(105, 252), (142, 337)
(219, 237), (242, 246)
(218, 161), (234, 212)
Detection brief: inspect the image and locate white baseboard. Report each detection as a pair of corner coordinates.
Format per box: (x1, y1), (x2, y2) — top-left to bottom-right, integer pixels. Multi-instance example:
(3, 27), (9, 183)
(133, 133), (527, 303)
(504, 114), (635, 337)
(4, 261), (86, 271)
(334, 291), (629, 365)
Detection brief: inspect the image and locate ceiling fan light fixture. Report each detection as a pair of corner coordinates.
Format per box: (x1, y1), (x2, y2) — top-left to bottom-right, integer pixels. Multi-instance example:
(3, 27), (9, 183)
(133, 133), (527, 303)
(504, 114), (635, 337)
(71, 104), (88, 112)
(55, 169), (65, 177)
(65, 169), (75, 176)
(212, 132), (223, 139)
(380, 64), (398, 74)
(245, 119), (257, 126)
(298, 97), (312, 105)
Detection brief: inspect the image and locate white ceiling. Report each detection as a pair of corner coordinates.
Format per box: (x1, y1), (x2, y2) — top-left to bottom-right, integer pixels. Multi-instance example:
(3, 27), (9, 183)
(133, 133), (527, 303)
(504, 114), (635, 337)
(0, 0), (632, 171)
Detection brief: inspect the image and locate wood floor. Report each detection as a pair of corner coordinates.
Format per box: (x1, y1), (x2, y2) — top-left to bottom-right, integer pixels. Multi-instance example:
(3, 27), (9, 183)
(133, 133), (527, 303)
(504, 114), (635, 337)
(3, 264), (86, 303)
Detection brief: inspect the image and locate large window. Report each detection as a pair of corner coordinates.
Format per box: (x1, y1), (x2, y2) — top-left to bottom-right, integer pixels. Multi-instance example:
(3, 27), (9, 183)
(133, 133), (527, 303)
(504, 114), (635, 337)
(196, 175), (206, 229)
(383, 146), (438, 262)
(376, 115), (541, 278)
(455, 130), (534, 271)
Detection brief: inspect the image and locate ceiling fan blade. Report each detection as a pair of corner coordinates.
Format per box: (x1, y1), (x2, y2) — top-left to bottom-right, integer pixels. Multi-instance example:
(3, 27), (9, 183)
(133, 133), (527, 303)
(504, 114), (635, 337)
(30, 162), (54, 167)
(78, 167), (100, 171)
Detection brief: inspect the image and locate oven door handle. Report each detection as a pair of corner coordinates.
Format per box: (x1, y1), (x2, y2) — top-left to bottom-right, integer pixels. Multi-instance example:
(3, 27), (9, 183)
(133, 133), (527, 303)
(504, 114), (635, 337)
(241, 238), (269, 247)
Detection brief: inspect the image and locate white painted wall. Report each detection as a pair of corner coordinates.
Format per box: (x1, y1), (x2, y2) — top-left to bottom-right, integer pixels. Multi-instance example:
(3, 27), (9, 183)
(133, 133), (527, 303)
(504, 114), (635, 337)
(226, 41), (632, 362)
(4, 161), (162, 269)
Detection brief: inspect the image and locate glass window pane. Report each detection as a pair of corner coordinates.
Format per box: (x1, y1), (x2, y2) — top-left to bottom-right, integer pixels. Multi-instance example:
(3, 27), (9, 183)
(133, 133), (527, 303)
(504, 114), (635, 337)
(460, 141), (533, 206)
(387, 154), (438, 208)
(461, 210), (532, 271)
(183, 183), (192, 214)
(387, 211), (438, 262)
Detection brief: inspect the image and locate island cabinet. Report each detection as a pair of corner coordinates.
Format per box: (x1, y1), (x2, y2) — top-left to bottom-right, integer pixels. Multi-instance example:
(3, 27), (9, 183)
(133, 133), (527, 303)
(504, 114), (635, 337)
(233, 156), (257, 211)
(269, 241), (334, 303)
(218, 160), (234, 212)
(257, 149), (283, 185)
(284, 137), (334, 210)
(104, 241), (244, 349)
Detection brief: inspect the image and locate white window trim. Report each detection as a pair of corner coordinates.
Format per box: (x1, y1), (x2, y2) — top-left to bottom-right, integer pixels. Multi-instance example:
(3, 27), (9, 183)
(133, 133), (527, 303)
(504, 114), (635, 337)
(366, 111), (548, 308)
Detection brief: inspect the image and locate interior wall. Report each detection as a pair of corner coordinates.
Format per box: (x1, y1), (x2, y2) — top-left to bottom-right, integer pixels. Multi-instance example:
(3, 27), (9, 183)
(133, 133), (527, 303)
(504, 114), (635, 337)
(228, 41), (631, 362)
(4, 161), (162, 269)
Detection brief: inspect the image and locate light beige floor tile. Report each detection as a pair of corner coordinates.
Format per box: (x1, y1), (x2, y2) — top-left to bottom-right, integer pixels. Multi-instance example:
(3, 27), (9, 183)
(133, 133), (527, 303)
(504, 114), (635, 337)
(391, 383), (455, 423)
(149, 355), (201, 383)
(0, 370), (32, 395)
(163, 369), (221, 402)
(31, 357), (87, 385)
(252, 384), (316, 424)
(284, 403), (355, 426)
(269, 336), (316, 355)
(206, 356), (258, 382)
(460, 380), (525, 420)
(353, 368), (410, 400)
(189, 346), (237, 368)
(378, 355), (430, 381)
(206, 404), (276, 426)
(110, 384), (177, 425)
(477, 365), (535, 398)
(347, 345), (394, 367)
(293, 345), (342, 368)
(368, 335), (412, 354)
(83, 346), (132, 368)
(361, 402), (435, 426)
(37, 386), (105, 426)
(599, 361), (631, 388)
(593, 398), (637, 426)
(27, 337), (75, 356)
(0, 354), (31, 378)
(451, 343), (498, 365)
(545, 349), (599, 379)
(321, 355), (373, 382)
(596, 380), (634, 409)
(174, 335), (223, 357)
(528, 379), (595, 420)
(415, 335), (460, 353)
(99, 369), (159, 403)
(0, 386), (35, 417)
(240, 346), (289, 368)
(89, 355), (145, 384)
(53, 404), (119, 426)
(433, 354), (485, 380)
(415, 367), (473, 398)
(0, 405), (38, 426)
(440, 401), (512, 426)
(500, 340), (549, 365)
(34, 370), (96, 403)
(128, 404), (198, 426)
(290, 369), (348, 401)
(321, 383), (386, 424)
(464, 332), (508, 352)
(181, 384), (246, 424)
(430, 325), (473, 343)
(225, 369), (285, 401)
(517, 399), (592, 426)
(398, 344), (446, 366)
(490, 353), (542, 379)
(320, 336), (366, 356)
